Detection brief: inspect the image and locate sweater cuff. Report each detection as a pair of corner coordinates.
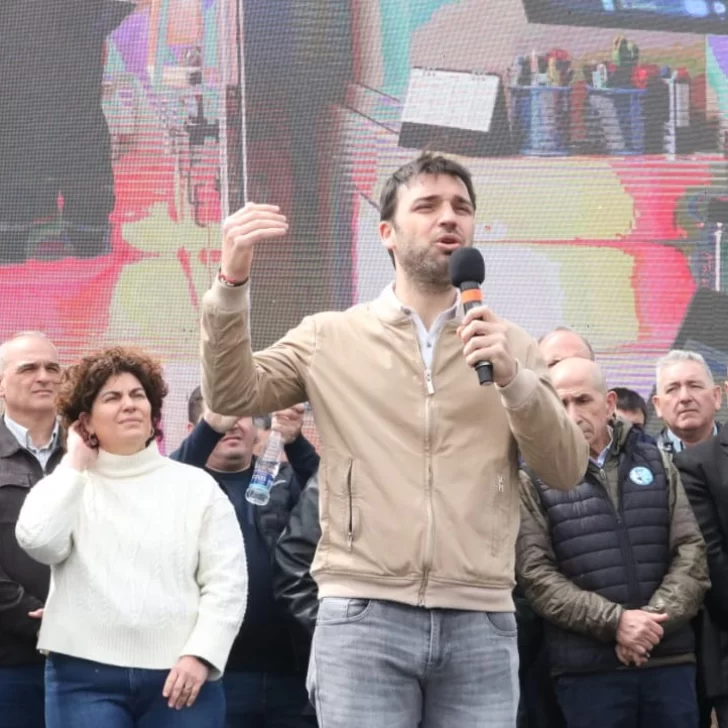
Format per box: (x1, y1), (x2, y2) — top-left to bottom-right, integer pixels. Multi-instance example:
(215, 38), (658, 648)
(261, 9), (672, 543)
(181, 617), (240, 681)
(497, 363), (538, 410)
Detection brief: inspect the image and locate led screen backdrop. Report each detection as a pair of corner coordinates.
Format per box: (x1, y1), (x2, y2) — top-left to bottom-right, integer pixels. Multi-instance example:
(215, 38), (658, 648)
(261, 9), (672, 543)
(523, 0), (728, 34)
(2, 0), (728, 446)
(242, 0), (728, 431)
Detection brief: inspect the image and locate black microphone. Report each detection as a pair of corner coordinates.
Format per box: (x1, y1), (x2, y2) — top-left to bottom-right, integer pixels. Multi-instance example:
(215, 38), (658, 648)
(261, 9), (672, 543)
(449, 247), (493, 386)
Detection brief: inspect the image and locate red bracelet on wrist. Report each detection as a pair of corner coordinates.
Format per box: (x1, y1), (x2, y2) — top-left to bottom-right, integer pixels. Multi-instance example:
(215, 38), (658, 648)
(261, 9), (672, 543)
(217, 270), (246, 287)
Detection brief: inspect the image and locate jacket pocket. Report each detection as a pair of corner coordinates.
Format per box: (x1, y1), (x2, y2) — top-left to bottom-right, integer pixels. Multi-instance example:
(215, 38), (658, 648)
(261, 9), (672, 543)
(322, 455), (357, 556)
(345, 459), (354, 550)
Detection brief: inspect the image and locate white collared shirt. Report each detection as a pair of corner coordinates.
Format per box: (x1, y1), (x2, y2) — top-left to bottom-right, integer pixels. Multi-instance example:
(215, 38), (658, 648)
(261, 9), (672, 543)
(382, 284), (459, 369)
(590, 427), (614, 469)
(664, 424), (718, 453)
(4, 414), (60, 470)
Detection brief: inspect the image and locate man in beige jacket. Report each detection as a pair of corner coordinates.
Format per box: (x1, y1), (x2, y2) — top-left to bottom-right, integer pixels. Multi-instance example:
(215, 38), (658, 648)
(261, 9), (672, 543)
(200, 153), (588, 728)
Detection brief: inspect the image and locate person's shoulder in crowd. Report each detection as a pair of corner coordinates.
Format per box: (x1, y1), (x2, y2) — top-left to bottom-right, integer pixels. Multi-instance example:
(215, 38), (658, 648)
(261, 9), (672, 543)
(688, 427), (723, 455)
(158, 455), (226, 498)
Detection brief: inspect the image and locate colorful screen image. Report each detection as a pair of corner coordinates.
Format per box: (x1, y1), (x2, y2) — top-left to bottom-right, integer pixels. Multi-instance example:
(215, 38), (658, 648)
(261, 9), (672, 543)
(523, 0), (728, 32)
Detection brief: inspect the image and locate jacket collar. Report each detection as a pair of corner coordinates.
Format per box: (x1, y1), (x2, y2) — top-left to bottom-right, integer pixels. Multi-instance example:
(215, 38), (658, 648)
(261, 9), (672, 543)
(658, 422), (721, 454)
(369, 283), (463, 326)
(586, 417), (631, 474)
(718, 423), (728, 450)
(0, 418), (65, 460)
(0, 419), (22, 458)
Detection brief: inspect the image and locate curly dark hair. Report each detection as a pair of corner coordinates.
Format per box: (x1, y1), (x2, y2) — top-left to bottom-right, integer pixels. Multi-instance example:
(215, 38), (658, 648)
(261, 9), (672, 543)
(57, 347), (168, 441)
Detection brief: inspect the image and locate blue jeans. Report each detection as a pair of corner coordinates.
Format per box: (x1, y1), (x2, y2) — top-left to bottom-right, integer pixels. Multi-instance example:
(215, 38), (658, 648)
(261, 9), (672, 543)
(45, 654), (225, 728)
(223, 671), (316, 727)
(0, 664), (45, 728)
(556, 664), (699, 728)
(308, 598), (519, 728)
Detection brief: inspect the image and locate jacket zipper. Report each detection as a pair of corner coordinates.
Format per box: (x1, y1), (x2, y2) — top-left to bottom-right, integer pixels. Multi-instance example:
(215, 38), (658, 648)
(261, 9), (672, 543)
(491, 474), (506, 555)
(615, 455), (642, 607)
(588, 461), (641, 608)
(418, 367), (435, 606)
(346, 459), (354, 550)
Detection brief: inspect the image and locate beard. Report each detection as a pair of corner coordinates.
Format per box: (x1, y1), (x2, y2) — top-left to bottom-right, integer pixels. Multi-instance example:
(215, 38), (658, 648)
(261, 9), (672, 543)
(396, 239), (452, 293)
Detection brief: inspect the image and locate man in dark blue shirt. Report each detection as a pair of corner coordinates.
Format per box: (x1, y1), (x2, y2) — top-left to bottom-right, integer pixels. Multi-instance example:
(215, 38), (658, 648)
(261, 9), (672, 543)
(171, 387), (319, 727)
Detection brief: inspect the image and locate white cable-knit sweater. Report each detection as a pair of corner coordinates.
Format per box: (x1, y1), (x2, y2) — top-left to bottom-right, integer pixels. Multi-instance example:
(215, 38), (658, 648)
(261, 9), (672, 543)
(15, 443), (247, 679)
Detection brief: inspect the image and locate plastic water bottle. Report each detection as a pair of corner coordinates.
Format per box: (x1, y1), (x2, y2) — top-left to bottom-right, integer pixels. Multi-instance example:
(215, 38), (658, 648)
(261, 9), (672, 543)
(245, 429), (283, 506)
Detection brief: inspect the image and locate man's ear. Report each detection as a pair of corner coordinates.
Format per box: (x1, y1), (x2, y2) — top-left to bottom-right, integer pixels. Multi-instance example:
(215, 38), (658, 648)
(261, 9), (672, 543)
(605, 389), (617, 419)
(652, 393), (663, 420)
(379, 220), (395, 250)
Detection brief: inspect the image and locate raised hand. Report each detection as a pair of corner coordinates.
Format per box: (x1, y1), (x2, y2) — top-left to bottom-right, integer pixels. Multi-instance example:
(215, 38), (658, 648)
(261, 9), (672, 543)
(272, 404), (305, 445)
(63, 422), (99, 472)
(220, 202), (288, 283)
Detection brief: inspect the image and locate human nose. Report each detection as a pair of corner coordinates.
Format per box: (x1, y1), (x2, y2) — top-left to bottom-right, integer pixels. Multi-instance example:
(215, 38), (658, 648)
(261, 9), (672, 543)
(565, 402), (579, 423)
(35, 367), (51, 383)
(677, 385), (693, 402)
(437, 203), (458, 228)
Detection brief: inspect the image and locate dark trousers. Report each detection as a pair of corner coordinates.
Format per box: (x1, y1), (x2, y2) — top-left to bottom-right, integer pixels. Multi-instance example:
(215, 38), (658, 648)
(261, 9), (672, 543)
(223, 670), (316, 728)
(556, 664), (699, 728)
(518, 645), (565, 728)
(515, 590), (565, 728)
(45, 654), (225, 728)
(0, 664), (45, 728)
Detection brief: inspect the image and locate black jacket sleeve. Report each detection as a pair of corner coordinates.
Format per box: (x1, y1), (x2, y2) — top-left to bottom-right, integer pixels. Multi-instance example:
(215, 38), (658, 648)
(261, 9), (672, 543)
(283, 435), (320, 489)
(0, 523), (44, 640)
(675, 443), (728, 628)
(0, 575), (43, 639)
(168, 420), (223, 468)
(273, 473), (321, 636)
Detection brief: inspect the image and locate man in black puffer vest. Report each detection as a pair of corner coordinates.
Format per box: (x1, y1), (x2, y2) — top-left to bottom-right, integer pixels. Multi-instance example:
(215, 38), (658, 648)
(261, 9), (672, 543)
(517, 357), (709, 728)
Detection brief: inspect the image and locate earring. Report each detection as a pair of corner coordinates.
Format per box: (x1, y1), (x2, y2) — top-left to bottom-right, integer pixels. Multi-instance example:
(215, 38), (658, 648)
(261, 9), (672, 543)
(88, 434), (99, 449)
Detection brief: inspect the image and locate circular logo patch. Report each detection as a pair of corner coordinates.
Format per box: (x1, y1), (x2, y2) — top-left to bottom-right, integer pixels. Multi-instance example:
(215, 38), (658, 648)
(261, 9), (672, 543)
(629, 466), (654, 486)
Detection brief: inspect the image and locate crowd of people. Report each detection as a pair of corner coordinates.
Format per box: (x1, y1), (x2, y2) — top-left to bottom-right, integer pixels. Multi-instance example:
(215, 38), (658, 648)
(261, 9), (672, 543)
(1, 153), (728, 727)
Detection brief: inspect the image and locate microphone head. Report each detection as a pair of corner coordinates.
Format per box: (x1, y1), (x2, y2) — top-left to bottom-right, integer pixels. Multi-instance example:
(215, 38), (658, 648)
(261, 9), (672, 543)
(449, 247), (485, 288)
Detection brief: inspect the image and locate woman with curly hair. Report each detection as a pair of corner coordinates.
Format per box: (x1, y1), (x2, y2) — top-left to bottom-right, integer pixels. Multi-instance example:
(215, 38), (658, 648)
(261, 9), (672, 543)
(15, 347), (247, 728)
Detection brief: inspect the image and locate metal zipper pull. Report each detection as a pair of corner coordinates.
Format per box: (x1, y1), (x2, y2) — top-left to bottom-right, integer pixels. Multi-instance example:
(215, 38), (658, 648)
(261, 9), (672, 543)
(498, 475), (505, 493)
(425, 369), (434, 395)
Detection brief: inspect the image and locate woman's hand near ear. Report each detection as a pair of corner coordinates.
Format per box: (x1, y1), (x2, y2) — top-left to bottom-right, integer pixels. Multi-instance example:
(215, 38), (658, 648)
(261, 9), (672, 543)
(62, 422), (99, 472)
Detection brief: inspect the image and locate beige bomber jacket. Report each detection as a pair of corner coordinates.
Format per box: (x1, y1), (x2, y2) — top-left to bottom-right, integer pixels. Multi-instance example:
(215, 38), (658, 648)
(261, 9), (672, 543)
(201, 280), (588, 612)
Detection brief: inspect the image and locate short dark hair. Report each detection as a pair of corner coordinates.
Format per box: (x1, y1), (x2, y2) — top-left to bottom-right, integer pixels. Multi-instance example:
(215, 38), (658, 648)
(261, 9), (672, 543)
(611, 386), (648, 424)
(379, 153), (477, 223)
(57, 347), (167, 440)
(187, 385), (204, 425)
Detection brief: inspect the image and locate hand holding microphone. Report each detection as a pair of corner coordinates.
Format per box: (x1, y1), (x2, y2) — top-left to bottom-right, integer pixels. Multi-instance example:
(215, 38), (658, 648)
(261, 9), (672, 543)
(449, 248), (517, 388)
